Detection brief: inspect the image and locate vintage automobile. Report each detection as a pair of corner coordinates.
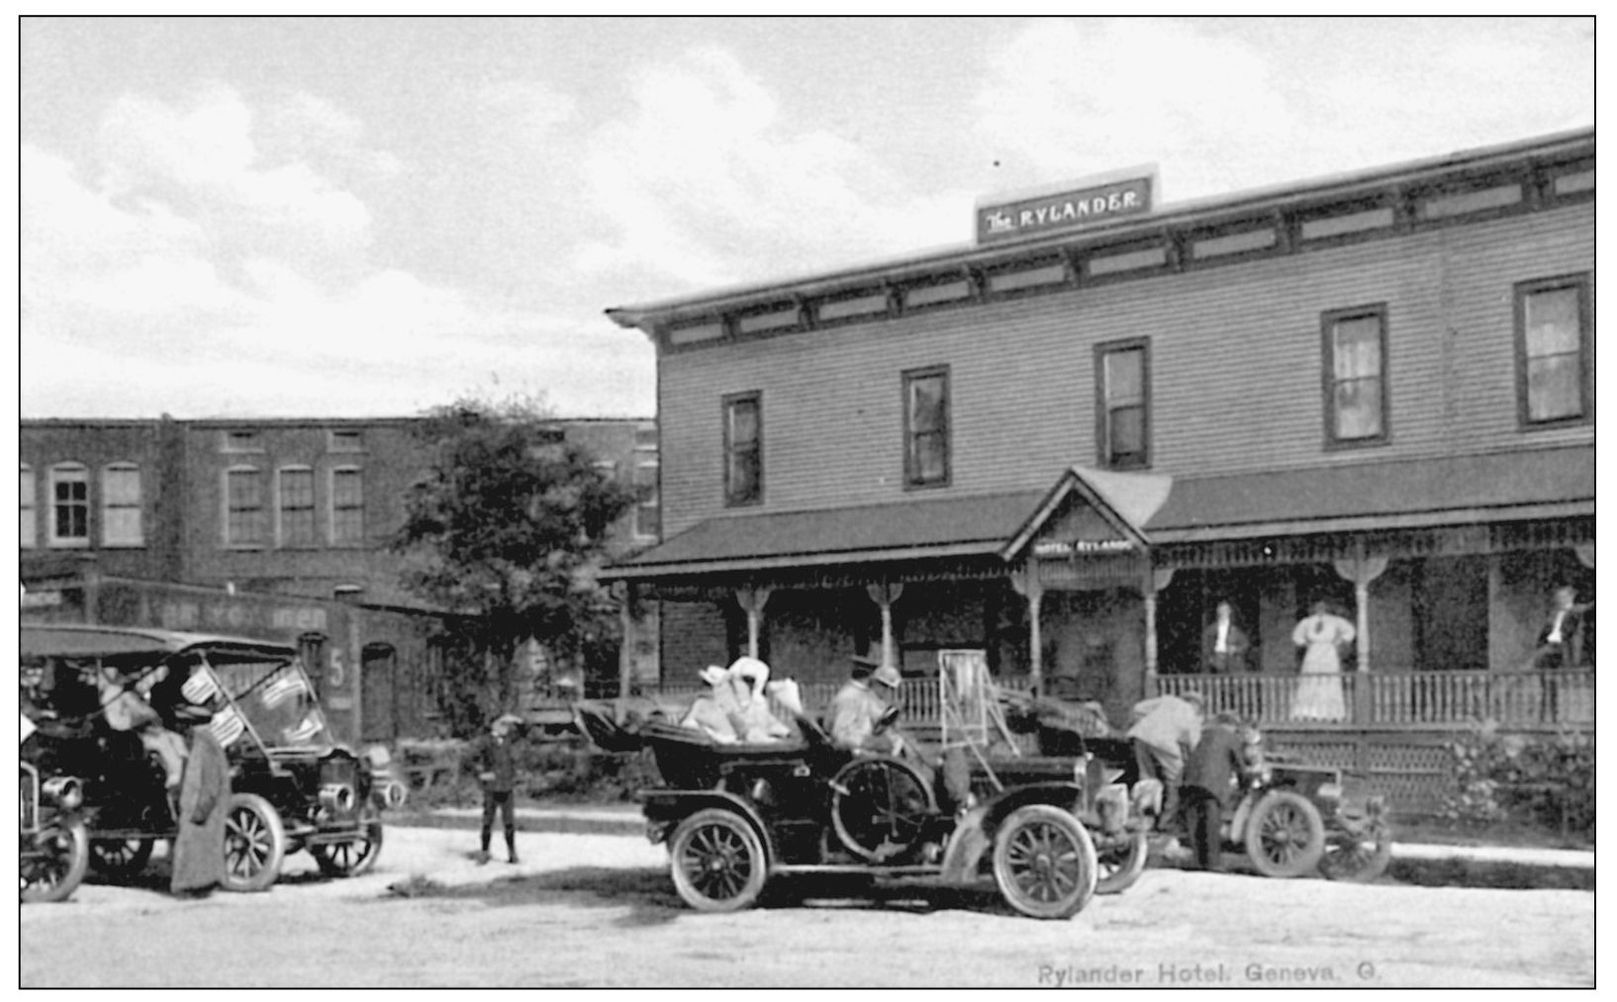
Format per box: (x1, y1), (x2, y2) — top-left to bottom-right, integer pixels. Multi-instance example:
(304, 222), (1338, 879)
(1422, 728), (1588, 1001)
(1233, 732), (1394, 881)
(20, 624), (406, 892)
(19, 749), (90, 903)
(576, 701), (1159, 919)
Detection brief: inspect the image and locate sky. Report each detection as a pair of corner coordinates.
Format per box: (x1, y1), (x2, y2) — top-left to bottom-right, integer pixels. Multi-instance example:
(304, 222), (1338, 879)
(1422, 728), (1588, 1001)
(18, 15), (1595, 421)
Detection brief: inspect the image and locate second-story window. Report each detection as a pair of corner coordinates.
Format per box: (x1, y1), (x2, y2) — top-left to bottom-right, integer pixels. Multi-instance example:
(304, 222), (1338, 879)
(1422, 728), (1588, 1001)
(100, 463), (144, 547)
(1517, 273), (1591, 426)
(226, 467), (266, 546)
(635, 460), (661, 539)
(723, 393), (762, 507)
(903, 366), (950, 488)
(279, 467), (316, 547)
(1322, 304), (1389, 446)
(331, 467), (364, 544)
(20, 464), (36, 549)
(1096, 340), (1150, 469)
(49, 463), (89, 547)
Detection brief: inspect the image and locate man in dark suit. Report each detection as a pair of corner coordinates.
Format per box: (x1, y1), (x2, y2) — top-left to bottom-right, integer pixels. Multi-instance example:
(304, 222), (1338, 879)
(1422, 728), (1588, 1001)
(1180, 712), (1247, 872)
(1200, 601), (1252, 675)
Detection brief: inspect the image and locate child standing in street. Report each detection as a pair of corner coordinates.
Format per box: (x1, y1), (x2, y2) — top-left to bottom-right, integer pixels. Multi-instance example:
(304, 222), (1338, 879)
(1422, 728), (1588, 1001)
(469, 713), (526, 864)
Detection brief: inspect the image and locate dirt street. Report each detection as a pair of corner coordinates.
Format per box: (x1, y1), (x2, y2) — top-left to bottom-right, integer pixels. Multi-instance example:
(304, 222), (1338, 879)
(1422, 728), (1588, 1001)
(20, 824), (1593, 988)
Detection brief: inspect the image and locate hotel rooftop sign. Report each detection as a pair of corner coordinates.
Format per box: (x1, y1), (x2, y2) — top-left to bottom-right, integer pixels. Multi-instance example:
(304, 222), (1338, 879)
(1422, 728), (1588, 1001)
(976, 169), (1156, 245)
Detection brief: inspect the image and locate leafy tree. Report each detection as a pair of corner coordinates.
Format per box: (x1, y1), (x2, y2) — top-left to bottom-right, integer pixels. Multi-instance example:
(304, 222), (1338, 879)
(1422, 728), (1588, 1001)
(394, 395), (638, 731)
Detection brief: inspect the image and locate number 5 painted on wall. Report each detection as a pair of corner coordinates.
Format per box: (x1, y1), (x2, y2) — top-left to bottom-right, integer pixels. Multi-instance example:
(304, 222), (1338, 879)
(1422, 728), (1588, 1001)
(328, 648), (346, 689)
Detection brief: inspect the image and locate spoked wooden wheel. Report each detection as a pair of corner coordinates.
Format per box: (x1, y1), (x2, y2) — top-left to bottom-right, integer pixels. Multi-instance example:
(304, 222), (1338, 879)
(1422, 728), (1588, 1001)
(1244, 790), (1326, 878)
(1095, 829), (1149, 894)
(221, 793), (287, 892)
(21, 822), (90, 903)
(1318, 817), (1394, 883)
(312, 814), (384, 878)
(668, 809), (767, 912)
(829, 757), (936, 863)
(992, 804), (1098, 919)
(89, 836), (155, 878)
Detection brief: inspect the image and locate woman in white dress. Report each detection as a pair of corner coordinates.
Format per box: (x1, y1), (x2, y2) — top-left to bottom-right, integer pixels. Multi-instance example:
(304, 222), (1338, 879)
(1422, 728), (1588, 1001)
(1290, 602), (1355, 720)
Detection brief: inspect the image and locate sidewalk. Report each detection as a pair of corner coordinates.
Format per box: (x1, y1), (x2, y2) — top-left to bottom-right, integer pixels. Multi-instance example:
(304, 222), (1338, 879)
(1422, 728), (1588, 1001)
(426, 804), (1594, 869)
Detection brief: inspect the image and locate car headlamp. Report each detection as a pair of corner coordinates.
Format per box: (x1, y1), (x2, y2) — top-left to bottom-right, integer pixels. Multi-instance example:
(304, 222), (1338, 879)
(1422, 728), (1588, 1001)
(42, 776), (82, 811)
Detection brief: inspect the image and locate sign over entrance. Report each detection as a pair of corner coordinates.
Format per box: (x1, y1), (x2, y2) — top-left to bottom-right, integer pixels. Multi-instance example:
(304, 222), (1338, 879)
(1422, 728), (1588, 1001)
(977, 172), (1155, 245)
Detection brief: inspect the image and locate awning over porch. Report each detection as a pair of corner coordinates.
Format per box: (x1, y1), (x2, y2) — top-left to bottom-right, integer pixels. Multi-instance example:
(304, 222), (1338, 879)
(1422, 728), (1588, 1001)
(601, 445), (1592, 582)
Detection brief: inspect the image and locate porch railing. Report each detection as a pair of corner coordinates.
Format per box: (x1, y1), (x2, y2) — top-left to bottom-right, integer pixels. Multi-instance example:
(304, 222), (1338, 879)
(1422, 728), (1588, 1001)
(1150, 668), (1595, 729)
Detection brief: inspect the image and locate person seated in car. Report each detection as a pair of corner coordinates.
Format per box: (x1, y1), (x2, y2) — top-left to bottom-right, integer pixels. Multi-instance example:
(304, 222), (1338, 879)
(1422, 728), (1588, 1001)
(680, 664), (747, 744)
(726, 656), (795, 744)
(826, 654), (904, 753)
(97, 664), (188, 796)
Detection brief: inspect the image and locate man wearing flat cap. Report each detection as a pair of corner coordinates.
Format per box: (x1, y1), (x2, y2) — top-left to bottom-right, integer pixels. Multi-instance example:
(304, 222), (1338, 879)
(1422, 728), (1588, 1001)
(826, 652), (903, 753)
(468, 713), (528, 864)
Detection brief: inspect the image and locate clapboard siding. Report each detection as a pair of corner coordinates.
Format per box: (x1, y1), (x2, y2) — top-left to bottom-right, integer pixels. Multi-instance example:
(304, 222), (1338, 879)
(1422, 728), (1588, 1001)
(659, 203), (1592, 536)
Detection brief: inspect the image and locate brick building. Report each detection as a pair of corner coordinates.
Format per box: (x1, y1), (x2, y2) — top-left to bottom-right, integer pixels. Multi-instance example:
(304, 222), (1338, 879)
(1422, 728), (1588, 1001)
(20, 415), (659, 740)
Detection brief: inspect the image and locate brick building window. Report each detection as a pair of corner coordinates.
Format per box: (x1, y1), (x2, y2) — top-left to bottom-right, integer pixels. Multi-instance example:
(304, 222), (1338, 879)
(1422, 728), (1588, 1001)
(278, 466), (317, 547)
(100, 463), (144, 547)
(1322, 304), (1389, 446)
(723, 392), (762, 507)
(20, 464), (36, 549)
(1516, 273), (1591, 426)
(635, 460), (661, 540)
(903, 366), (950, 488)
(225, 467), (266, 546)
(48, 463), (89, 547)
(1096, 340), (1150, 469)
(331, 467), (364, 544)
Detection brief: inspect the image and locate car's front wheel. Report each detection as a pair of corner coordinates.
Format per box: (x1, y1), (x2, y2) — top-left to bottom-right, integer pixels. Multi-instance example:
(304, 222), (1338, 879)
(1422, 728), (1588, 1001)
(992, 804), (1098, 919)
(1244, 790), (1326, 878)
(1318, 816), (1394, 883)
(668, 808), (767, 913)
(221, 793), (287, 892)
(312, 813), (384, 878)
(1095, 829), (1150, 894)
(20, 822), (90, 903)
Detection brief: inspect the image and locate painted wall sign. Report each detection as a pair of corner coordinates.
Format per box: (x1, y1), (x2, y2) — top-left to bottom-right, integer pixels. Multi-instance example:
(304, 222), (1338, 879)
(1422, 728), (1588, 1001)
(1034, 538), (1136, 558)
(977, 175), (1154, 244)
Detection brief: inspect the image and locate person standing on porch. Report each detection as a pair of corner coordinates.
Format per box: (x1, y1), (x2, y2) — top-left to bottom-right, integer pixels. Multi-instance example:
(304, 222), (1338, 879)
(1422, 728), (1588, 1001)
(1201, 601), (1252, 674)
(1529, 585), (1591, 721)
(1289, 602), (1354, 721)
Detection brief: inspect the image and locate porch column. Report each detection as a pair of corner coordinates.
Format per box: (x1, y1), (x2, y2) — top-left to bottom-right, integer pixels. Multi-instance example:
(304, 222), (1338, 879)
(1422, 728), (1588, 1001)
(615, 581), (636, 699)
(735, 586), (773, 660)
(1333, 550), (1390, 673)
(1144, 567), (1175, 691)
(1008, 565), (1044, 695)
(865, 580), (906, 668)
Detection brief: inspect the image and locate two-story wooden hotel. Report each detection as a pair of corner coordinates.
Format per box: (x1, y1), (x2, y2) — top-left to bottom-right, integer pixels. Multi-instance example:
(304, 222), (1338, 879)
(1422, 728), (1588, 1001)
(601, 129), (1593, 803)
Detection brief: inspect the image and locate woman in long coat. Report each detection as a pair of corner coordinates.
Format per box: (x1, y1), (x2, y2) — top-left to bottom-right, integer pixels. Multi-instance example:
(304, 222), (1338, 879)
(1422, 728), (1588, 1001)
(171, 727), (229, 895)
(1289, 602), (1355, 721)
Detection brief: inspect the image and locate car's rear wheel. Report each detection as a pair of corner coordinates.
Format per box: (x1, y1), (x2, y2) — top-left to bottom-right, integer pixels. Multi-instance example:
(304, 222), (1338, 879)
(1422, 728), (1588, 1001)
(1244, 790), (1326, 878)
(222, 793), (287, 892)
(668, 808), (767, 913)
(1318, 816), (1394, 883)
(1095, 829), (1149, 894)
(992, 804), (1098, 919)
(21, 822), (90, 903)
(89, 836), (155, 878)
(312, 813), (384, 877)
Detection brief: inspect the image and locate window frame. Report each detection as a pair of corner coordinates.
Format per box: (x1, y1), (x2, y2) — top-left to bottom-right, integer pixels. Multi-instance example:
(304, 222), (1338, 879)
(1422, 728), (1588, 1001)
(1320, 303), (1392, 449)
(1515, 273), (1592, 429)
(902, 365), (952, 490)
(100, 462), (145, 548)
(20, 464), (36, 549)
(330, 466), (365, 546)
(223, 465), (267, 548)
(276, 465), (318, 549)
(634, 459), (661, 541)
(1093, 338), (1152, 470)
(47, 462), (90, 548)
(722, 391), (763, 508)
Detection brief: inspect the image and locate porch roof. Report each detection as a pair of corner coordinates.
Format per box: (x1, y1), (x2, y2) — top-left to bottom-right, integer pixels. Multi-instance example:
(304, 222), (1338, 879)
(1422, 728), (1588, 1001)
(602, 445), (1593, 580)
(1144, 445), (1594, 542)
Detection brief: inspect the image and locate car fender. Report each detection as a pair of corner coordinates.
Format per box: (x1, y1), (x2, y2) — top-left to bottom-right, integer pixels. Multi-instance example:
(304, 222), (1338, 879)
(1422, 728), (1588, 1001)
(640, 789), (776, 867)
(940, 783), (1082, 884)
